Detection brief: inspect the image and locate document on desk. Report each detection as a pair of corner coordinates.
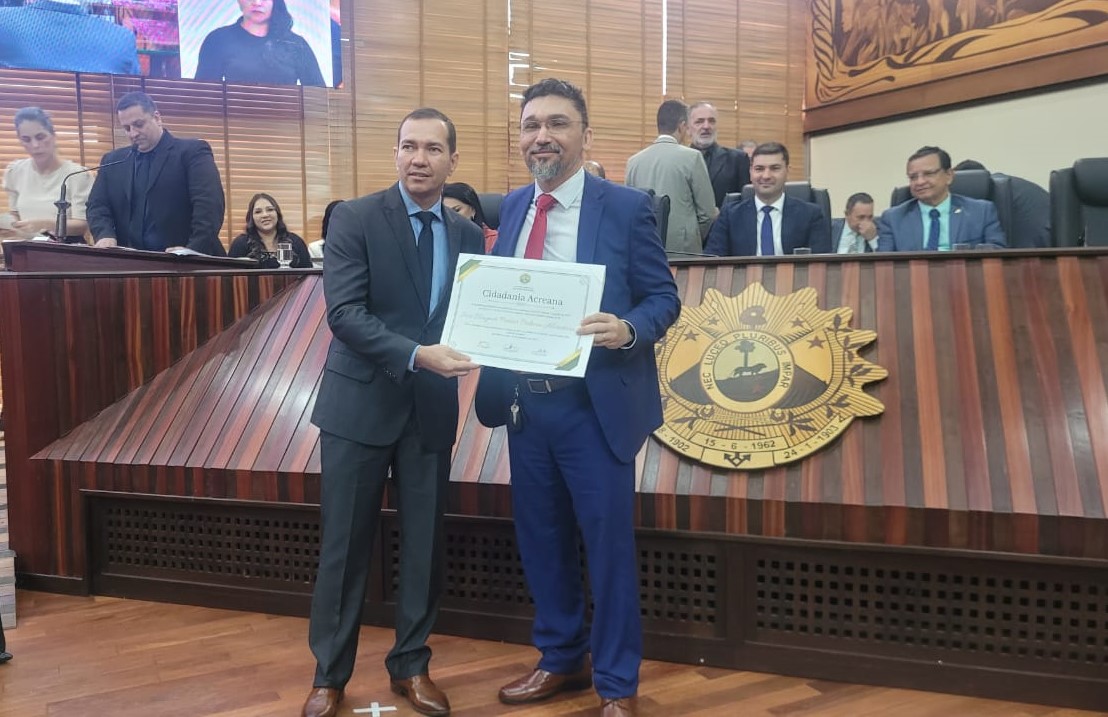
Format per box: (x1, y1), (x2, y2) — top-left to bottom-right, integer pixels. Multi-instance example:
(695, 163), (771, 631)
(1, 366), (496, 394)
(441, 253), (606, 378)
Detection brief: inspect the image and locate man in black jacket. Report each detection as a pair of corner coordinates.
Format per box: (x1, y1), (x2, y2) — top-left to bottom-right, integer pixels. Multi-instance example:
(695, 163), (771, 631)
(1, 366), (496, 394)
(689, 101), (751, 209)
(87, 92), (226, 255)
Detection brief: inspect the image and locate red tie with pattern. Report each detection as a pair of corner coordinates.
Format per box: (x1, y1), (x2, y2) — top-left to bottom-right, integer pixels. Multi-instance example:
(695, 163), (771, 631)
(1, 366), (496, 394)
(523, 193), (557, 260)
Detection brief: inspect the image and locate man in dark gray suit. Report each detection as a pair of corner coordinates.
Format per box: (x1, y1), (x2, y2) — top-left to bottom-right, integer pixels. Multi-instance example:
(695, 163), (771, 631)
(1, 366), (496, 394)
(302, 108), (484, 717)
(689, 101), (750, 209)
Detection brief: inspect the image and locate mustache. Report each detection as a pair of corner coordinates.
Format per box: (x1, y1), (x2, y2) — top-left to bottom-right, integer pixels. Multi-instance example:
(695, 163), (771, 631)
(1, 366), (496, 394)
(528, 142), (562, 155)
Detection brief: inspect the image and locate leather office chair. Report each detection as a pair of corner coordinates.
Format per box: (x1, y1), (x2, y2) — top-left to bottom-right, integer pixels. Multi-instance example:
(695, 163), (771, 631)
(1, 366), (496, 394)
(653, 194), (671, 249)
(1050, 158), (1108, 247)
(889, 169), (1017, 245)
(725, 182), (833, 239)
(478, 192), (503, 230)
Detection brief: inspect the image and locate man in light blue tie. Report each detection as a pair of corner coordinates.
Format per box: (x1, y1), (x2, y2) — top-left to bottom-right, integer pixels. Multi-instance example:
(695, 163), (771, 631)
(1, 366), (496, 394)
(877, 146), (1007, 252)
(704, 141), (830, 256)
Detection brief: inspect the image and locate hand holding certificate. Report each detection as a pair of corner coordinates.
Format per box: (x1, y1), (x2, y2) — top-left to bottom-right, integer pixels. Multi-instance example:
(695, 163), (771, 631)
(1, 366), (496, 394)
(441, 253), (606, 378)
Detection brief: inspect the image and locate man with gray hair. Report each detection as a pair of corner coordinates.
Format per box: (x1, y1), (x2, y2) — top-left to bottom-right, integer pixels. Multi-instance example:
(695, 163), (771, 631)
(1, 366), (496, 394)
(625, 99), (717, 253)
(0, 0), (139, 74)
(688, 101), (750, 208)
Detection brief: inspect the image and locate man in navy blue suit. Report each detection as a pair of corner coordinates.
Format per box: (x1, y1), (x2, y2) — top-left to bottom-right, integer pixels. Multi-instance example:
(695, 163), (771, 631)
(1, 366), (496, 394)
(0, 0), (139, 75)
(475, 78), (679, 717)
(703, 142), (831, 256)
(877, 146), (1006, 251)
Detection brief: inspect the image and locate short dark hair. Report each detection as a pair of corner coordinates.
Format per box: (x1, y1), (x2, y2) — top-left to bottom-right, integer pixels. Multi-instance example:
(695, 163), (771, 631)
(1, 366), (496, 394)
(397, 107), (457, 154)
(954, 159), (986, 172)
(845, 192), (874, 213)
(116, 92), (158, 115)
(656, 99), (688, 134)
(908, 145), (952, 170)
(443, 182), (487, 227)
(13, 106), (54, 134)
(521, 78), (589, 128)
(752, 141), (789, 166)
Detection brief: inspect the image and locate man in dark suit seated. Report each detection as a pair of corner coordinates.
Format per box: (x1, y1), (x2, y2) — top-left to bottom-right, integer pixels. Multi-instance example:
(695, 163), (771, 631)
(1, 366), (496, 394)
(87, 92), (226, 256)
(0, 0), (139, 75)
(689, 101), (750, 209)
(878, 146), (1006, 251)
(704, 142), (831, 256)
(832, 192), (878, 253)
(301, 108), (484, 717)
(954, 159), (1050, 248)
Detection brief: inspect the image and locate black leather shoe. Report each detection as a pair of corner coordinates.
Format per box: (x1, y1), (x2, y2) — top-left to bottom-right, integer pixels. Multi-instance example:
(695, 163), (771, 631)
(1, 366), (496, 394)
(498, 660), (592, 704)
(0, 651), (12, 664)
(391, 673), (451, 716)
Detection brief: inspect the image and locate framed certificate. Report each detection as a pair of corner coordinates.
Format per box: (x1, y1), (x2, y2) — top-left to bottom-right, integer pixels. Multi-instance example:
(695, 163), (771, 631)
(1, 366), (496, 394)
(441, 253), (606, 378)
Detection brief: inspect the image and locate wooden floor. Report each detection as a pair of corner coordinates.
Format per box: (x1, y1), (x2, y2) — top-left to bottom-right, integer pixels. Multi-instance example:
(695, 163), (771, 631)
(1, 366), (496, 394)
(0, 591), (1102, 717)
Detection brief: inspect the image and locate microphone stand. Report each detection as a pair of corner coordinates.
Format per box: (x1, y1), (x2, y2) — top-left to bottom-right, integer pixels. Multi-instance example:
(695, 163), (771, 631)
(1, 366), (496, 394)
(51, 151), (134, 242)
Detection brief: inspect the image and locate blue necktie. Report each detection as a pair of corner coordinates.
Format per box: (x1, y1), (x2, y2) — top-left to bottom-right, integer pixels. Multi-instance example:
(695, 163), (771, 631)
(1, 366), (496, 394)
(927, 207), (940, 251)
(415, 211), (435, 308)
(760, 205), (775, 256)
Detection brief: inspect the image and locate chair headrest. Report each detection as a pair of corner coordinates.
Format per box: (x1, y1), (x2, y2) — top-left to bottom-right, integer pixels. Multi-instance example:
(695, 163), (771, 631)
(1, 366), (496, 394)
(1073, 158), (1108, 206)
(950, 169), (992, 200)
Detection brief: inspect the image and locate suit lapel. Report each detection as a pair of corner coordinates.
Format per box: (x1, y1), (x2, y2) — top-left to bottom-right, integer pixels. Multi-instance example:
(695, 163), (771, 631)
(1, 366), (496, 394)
(739, 201), (757, 256)
(383, 185), (430, 315)
(905, 201), (924, 250)
(576, 173), (603, 264)
(780, 196), (795, 254)
(147, 131), (173, 192)
(950, 195), (964, 245)
(707, 145), (726, 184)
(496, 188), (531, 257)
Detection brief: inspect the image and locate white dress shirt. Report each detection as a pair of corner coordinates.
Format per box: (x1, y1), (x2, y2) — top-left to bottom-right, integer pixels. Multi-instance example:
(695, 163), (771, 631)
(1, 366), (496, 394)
(753, 193), (786, 256)
(837, 221), (876, 253)
(514, 166), (585, 262)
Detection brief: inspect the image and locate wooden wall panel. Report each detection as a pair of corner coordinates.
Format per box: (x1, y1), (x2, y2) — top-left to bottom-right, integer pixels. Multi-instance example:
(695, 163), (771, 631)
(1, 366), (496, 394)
(0, 0), (807, 236)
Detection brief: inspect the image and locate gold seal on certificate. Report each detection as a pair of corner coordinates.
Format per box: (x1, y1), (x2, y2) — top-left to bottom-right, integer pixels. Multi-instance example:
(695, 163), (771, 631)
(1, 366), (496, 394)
(441, 253), (606, 378)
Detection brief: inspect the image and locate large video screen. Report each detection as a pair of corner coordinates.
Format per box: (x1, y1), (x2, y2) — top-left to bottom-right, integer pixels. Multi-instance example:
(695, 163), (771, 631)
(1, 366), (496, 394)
(0, 0), (341, 88)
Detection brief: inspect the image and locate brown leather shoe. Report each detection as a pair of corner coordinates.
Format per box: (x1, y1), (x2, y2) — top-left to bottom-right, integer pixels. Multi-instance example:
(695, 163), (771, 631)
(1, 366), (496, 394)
(301, 686), (343, 717)
(390, 674), (451, 716)
(498, 661), (593, 704)
(600, 696), (638, 716)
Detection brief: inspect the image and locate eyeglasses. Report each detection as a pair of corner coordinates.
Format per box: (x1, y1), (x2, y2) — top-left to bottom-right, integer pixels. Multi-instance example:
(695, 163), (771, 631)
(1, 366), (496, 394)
(906, 168), (947, 182)
(520, 118), (583, 135)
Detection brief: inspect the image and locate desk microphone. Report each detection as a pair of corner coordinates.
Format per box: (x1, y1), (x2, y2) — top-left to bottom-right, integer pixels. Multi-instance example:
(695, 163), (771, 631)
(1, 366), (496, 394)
(53, 149), (135, 240)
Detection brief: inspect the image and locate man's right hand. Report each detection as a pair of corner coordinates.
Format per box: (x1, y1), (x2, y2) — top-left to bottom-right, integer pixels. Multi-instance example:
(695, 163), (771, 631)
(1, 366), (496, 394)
(414, 344), (478, 378)
(94, 237), (118, 248)
(857, 219), (878, 241)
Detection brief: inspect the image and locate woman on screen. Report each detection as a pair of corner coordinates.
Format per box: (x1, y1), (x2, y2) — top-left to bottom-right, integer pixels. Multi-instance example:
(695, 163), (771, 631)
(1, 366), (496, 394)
(1, 107), (91, 244)
(195, 0), (326, 87)
(229, 193), (312, 268)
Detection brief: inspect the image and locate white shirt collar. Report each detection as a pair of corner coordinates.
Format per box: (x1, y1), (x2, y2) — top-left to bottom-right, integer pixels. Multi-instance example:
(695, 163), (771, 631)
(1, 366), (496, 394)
(532, 166), (586, 210)
(754, 193), (786, 213)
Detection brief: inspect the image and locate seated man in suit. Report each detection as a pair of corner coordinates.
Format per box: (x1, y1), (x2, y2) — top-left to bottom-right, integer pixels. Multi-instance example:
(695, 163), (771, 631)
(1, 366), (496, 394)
(704, 142), (831, 256)
(878, 146), (1006, 251)
(832, 192), (878, 253)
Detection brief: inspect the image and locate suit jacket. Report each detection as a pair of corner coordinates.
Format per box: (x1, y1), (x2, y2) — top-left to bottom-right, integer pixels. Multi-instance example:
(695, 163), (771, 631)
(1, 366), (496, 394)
(704, 195), (832, 256)
(877, 193), (1006, 251)
(474, 173), (681, 462)
(0, 1), (139, 75)
(87, 131), (226, 255)
(311, 184), (485, 451)
(625, 136), (716, 253)
(830, 218), (874, 253)
(700, 142), (751, 209)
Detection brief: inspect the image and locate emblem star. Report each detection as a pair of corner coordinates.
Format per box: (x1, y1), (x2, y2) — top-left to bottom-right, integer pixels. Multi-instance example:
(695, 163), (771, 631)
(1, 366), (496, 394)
(683, 330), (700, 342)
(706, 316), (721, 326)
(791, 318), (806, 328)
(807, 336), (825, 349)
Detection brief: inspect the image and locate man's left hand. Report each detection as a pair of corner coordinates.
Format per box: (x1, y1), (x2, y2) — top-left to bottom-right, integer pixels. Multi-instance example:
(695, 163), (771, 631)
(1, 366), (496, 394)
(578, 312), (630, 349)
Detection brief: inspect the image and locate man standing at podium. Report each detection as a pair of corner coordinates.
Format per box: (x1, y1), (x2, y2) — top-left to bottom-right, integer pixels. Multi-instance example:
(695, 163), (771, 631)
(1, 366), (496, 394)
(302, 108), (484, 717)
(86, 92), (226, 255)
(476, 79), (679, 717)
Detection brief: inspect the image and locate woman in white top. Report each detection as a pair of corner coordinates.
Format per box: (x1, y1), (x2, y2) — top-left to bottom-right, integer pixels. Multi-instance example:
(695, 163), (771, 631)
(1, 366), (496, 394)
(1, 107), (92, 243)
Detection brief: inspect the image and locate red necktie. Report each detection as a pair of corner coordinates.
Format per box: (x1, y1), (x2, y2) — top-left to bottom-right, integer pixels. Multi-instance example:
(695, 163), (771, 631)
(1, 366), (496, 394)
(523, 193), (557, 259)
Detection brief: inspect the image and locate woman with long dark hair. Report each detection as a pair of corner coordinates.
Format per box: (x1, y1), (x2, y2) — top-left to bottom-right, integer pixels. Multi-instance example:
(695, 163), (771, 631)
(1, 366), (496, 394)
(195, 0), (325, 86)
(228, 192), (312, 267)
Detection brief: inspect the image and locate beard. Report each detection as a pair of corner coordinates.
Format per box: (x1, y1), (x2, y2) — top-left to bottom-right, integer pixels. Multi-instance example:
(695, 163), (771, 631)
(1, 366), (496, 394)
(526, 144), (565, 181)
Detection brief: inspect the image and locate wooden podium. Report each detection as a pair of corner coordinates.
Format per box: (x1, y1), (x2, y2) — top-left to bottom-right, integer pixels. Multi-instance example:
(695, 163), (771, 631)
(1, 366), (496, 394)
(2, 239), (254, 272)
(0, 250), (1106, 710)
